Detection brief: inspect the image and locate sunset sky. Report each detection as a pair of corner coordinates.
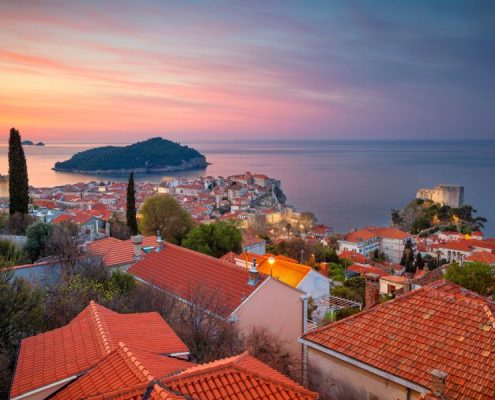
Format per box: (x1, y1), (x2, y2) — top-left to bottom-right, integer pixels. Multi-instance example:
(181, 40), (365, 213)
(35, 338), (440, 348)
(1, 1), (494, 142)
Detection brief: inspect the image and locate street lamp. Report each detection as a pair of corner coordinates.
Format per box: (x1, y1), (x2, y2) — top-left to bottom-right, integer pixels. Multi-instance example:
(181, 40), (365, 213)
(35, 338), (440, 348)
(268, 256), (275, 276)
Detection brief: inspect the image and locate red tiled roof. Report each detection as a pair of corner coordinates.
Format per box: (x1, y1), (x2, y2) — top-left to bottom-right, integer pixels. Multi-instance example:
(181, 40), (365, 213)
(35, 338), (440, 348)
(465, 252), (495, 265)
(430, 240), (472, 252)
(431, 239), (495, 253)
(52, 343), (193, 400)
(11, 302), (188, 399)
(347, 264), (387, 277)
(219, 251), (239, 264)
(163, 352), (318, 400)
(345, 227), (411, 243)
(344, 228), (378, 243)
(367, 226), (411, 240)
(303, 280), (495, 400)
(310, 225), (332, 234)
(52, 214), (71, 223)
(339, 250), (368, 264)
(129, 243), (268, 317)
(87, 236), (159, 267)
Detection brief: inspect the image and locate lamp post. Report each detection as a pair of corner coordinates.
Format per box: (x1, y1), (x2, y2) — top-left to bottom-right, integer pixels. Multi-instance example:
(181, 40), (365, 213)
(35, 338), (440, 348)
(268, 256), (275, 276)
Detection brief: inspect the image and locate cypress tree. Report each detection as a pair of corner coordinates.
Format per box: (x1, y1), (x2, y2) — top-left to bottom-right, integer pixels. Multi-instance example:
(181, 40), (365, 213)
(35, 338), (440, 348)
(8, 127), (29, 215)
(126, 171), (138, 235)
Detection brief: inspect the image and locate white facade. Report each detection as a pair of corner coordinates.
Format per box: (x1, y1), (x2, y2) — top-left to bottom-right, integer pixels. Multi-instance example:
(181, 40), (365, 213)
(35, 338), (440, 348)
(339, 237), (380, 257)
(298, 269), (332, 300)
(339, 235), (415, 264)
(381, 237), (416, 264)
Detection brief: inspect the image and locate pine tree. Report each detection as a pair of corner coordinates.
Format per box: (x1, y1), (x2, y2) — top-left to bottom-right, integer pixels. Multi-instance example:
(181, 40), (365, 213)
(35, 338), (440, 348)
(126, 172), (138, 235)
(401, 239), (416, 274)
(8, 128), (29, 215)
(415, 252), (425, 270)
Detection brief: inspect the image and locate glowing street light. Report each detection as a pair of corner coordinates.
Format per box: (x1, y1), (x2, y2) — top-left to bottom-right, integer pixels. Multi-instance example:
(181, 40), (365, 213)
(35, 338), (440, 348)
(268, 256), (275, 276)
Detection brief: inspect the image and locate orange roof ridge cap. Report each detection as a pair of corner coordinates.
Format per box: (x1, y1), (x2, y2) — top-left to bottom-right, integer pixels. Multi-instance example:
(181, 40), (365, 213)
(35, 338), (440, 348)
(119, 342), (156, 383)
(231, 364), (318, 397)
(89, 301), (113, 354)
(164, 354), (243, 381)
(482, 304), (495, 328)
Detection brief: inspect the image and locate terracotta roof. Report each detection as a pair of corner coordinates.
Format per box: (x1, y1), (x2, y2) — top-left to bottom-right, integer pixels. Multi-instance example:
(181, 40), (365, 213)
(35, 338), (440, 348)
(344, 227), (411, 243)
(339, 250), (368, 264)
(163, 352), (318, 400)
(219, 251), (239, 264)
(237, 252), (312, 288)
(380, 274), (408, 284)
(52, 343), (193, 400)
(465, 252), (495, 264)
(347, 264), (387, 277)
(409, 266), (446, 287)
(310, 225), (332, 234)
(11, 302), (188, 399)
(87, 236), (159, 267)
(344, 228), (378, 243)
(302, 280), (495, 400)
(367, 226), (411, 240)
(129, 243), (268, 318)
(430, 240), (472, 252)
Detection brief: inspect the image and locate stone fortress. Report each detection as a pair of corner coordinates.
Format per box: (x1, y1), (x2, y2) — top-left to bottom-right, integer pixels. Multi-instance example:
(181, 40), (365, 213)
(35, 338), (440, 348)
(416, 184), (464, 208)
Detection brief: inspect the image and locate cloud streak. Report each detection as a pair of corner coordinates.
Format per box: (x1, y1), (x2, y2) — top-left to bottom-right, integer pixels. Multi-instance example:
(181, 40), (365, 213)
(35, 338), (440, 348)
(0, 0), (494, 141)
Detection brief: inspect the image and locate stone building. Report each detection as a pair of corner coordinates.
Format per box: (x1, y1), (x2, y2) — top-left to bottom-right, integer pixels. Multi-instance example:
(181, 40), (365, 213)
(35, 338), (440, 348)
(416, 184), (464, 208)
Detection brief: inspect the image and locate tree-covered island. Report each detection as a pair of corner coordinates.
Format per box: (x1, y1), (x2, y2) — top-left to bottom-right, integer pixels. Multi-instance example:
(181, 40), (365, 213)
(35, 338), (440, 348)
(53, 137), (207, 174)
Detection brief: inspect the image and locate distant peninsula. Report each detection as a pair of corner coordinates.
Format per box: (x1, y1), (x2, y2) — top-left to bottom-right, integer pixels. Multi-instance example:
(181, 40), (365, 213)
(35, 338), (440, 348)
(53, 137), (207, 174)
(21, 140), (45, 146)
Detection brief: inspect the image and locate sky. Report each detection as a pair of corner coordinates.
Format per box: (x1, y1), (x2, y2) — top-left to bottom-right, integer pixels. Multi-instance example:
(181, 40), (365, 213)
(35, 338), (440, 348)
(1, 0), (494, 142)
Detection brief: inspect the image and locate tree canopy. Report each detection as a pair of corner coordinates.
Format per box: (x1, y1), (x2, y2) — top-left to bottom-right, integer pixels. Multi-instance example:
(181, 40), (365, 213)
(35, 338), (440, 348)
(181, 221), (242, 258)
(445, 262), (494, 296)
(54, 137), (206, 172)
(25, 222), (53, 261)
(139, 194), (193, 244)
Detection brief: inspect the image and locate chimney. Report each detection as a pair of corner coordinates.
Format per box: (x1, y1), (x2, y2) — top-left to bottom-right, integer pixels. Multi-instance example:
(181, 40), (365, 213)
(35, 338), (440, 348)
(132, 235), (143, 260)
(365, 273), (380, 309)
(248, 257), (259, 286)
(155, 230), (164, 252)
(430, 369), (448, 399)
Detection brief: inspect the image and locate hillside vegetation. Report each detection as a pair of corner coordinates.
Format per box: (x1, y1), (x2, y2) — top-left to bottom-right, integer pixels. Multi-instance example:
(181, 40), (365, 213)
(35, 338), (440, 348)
(391, 199), (486, 236)
(54, 137), (206, 172)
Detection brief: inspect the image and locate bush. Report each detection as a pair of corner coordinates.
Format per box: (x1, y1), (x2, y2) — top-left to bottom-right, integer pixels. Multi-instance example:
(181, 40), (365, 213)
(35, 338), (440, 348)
(0, 239), (28, 268)
(25, 222), (53, 261)
(182, 221), (242, 258)
(445, 262), (494, 296)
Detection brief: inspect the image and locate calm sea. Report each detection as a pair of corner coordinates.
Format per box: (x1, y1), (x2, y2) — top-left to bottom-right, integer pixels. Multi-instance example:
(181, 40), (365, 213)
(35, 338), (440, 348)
(1, 140), (494, 235)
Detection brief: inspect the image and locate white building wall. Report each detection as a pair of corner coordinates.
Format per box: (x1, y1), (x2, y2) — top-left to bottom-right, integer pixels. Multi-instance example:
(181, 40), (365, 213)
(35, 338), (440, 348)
(298, 270), (331, 299)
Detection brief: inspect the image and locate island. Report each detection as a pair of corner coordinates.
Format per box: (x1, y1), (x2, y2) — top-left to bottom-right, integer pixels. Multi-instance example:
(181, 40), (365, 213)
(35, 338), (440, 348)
(53, 137), (207, 174)
(391, 185), (486, 236)
(21, 140), (45, 146)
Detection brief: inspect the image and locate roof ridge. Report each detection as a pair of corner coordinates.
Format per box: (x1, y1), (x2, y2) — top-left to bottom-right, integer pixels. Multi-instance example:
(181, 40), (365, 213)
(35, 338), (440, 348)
(150, 241), (269, 278)
(164, 352), (246, 380)
(305, 280), (494, 339)
(231, 364), (318, 397)
(164, 352), (317, 398)
(89, 301), (113, 354)
(117, 342), (156, 383)
(482, 304), (495, 328)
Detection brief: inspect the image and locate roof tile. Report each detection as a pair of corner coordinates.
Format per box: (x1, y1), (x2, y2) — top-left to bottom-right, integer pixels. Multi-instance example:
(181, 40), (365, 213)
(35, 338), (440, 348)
(303, 280), (495, 400)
